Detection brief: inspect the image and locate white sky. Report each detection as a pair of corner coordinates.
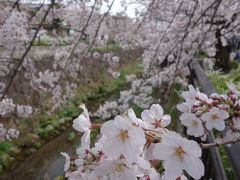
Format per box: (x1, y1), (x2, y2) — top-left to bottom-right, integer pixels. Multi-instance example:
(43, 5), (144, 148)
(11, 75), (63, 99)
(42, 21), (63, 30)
(20, 0), (141, 18)
(101, 0), (138, 18)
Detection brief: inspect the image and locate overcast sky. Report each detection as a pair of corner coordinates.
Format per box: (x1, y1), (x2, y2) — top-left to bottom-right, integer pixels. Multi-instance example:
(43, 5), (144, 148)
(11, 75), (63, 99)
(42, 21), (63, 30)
(20, 0), (141, 18)
(101, 0), (138, 18)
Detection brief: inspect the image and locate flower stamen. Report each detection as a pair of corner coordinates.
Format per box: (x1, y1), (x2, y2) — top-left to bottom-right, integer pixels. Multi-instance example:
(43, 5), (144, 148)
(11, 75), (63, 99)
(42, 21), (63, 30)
(115, 164), (125, 173)
(117, 129), (129, 142)
(211, 113), (219, 121)
(175, 146), (184, 160)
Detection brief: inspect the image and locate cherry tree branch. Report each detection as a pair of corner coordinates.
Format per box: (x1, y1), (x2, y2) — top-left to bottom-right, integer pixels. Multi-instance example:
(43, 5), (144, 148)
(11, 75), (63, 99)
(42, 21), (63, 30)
(201, 137), (240, 149)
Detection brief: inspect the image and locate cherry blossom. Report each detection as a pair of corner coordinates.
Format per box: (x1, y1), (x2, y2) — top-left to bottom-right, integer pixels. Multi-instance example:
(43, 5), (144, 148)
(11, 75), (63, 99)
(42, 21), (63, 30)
(227, 83), (240, 96)
(177, 100), (194, 114)
(153, 131), (204, 179)
(100, 115), (146, 162)
(233, 116), (240, 130)
(141, 104), (171, 129)
(93, 159), (137, 180)
(128, 108), (144, 126)
(180, 113), (204, 137)
(0, 124), (7, 141)
(182, 85), (198, 100)
(17, 105), (33, 118)
(0, 124), (19, 141)
(73, 104), (91, 132)
(201, 107), (229, 131)
(61, 152), (71, 172)
(134, 157), (161, 180)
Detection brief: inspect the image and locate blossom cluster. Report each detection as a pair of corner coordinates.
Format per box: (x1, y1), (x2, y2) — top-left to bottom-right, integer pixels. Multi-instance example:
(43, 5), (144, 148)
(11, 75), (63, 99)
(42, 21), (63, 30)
(0, 123), (19, 141)
(62, 104), (204, 180)
(0, 98), (32, 118)
(17, 105), (33, 118)
(0, 10), (29, 49)
(0, 98), (15, 116)
(177, 83), (240, 141)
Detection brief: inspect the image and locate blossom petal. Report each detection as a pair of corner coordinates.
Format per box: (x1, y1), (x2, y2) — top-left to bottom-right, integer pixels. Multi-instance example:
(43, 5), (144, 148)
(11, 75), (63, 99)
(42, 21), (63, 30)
(182, 155), (204, 179)
(161, 114), (171, 127)
(214, 120), (225, 131)
(141, 110), (155, 124)
(150, 104), (164, 119)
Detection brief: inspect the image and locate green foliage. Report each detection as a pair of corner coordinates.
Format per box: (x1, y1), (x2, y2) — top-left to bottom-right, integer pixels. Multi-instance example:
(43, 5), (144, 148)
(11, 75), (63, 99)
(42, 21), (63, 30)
(164, 83), (182, 131)
(194, 50), (208, 59)
(131, 104), (144, 117)
(208, 65), (240, 93)
(33, 142), (42, 149)
(106, 38), (116, 45)
(33, 37), (51, 46)
(67, 132), (76, 142)
(0, 141), (13, 152)
(0, 153), (11, 168)
(219, 146), (236, 179)
(119, 61), (143, 78)
(0, 141), (15, 171)
(230, 60), (239, 70)
(90, 43), (122, 53)
(0, 164), (3, 173)
(55, 176), (65, 180)
(90, 129), (99, 144)
(33, 36), (70, 46)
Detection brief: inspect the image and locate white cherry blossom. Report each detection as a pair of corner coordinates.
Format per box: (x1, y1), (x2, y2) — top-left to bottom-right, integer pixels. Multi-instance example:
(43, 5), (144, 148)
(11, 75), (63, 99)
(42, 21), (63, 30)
(227, 83), (240, 96)
(182, 85), (197, 100)
(153, 131), (204, 179)
(141, 104), (171, 129)
(201, 107), (229, 131)
(94, 159), (137, 180)
(180, 113), (204, 137)
(73, 104), (91, 132)
(233, 116), (240, 130)
(134, 157), (161, 180)
(177, 100), (194, 114)
(61, 152), (71, 172)
(128, 108), (144, 127)
(100, 115), (146, 163)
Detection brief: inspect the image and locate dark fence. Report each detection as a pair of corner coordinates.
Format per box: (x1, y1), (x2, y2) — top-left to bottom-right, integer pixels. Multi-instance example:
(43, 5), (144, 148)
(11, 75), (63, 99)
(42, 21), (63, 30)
(188, 59), (240, 180)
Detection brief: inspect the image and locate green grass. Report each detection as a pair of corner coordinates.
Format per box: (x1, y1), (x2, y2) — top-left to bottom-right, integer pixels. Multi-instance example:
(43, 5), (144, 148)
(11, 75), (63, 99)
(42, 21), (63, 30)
(0, 141), (18, 171)
(219, 146), (236, 179)
(90, 43), (122, 53)
(33, 36), (70, 46)
(208, 64), (240, 93)
(33, 37), (51, 46)
(194, 50), (209, 59)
